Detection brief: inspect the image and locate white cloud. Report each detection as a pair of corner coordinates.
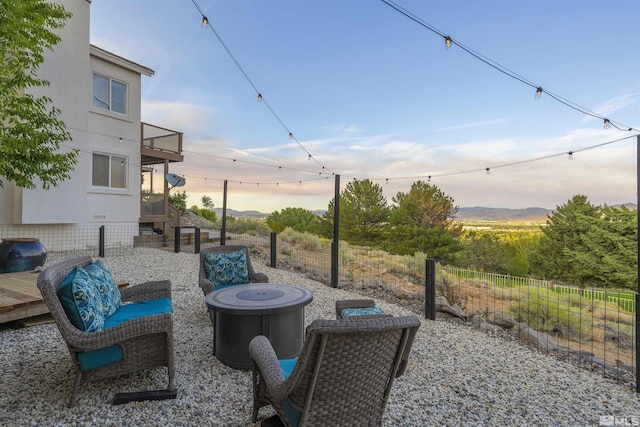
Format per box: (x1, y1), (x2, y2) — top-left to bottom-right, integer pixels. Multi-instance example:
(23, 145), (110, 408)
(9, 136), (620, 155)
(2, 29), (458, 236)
(437, 117), (512, 132)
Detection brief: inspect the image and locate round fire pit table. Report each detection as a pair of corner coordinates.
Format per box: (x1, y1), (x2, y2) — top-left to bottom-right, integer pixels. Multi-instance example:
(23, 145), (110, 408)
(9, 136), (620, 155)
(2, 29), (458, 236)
(205, 283), (313, 370)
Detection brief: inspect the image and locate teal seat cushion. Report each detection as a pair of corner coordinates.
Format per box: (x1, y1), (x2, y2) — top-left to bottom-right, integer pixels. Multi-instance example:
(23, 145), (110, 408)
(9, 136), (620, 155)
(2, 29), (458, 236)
(77, 345), (123, 371)
(84, 259), (121, 317)
(57, 267), (105, 332)
(204, 249), (250, 288)
(341, 307), (386, 319)
(279, 358), (297, 379)
(103, 297), (172, 329)
(279, 359), (300, 426)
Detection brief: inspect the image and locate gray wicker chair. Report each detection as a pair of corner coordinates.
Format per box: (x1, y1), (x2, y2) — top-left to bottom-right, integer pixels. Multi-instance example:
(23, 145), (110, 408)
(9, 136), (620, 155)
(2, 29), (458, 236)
(249, 315), (421, 426)
(37, 256), (176, 407)
(198, 245), (268, 296)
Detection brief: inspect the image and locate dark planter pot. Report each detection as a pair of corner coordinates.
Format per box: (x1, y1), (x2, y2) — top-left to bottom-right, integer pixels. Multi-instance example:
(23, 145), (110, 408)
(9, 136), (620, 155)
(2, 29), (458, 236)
(0, 238), (47, 274)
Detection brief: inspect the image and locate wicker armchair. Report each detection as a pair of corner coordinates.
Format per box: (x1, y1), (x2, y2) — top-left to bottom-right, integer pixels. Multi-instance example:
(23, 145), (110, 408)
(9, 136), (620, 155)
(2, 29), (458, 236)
(249, 315), (421, 426)
(198, 245), (268, 296)
(37, 256), (176, 407)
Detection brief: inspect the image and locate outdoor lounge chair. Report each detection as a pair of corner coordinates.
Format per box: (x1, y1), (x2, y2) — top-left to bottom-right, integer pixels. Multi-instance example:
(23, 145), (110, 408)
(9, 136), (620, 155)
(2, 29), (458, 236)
(249, 315), (421, 426)
(198, 245), (268, 296)
(37, 256), (176, 407)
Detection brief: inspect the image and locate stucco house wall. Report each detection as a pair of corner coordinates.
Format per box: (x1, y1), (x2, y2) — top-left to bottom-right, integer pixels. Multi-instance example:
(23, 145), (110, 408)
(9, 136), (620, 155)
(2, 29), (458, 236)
(0, 0), (155, 251)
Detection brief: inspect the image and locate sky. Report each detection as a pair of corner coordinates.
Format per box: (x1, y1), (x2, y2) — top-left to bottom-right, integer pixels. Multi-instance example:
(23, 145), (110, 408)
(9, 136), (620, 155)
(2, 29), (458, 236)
(89, 0), (640, 213)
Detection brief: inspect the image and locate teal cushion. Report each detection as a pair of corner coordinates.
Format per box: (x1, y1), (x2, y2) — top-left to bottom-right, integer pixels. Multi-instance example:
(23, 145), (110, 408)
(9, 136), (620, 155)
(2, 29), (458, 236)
(84, 260), (121, 317)
(77, 345), (123, 371)
(279, 359), (300, 425)
(204, 249), (250, 288)
(103, 297), (172, 329)
(282, 398), (302, 427)
(341, 307), (386, 319)
(279, 358), (297, 379)
(57, 267), (105, 332)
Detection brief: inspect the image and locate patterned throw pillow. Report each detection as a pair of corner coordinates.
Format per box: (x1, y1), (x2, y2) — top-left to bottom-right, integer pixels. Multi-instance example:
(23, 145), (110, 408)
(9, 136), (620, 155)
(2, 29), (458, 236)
(57, 267), (105, 332)
(204, 249), (250, 288)
(341, 307), (387, 319)
(84, 260), (121, 317)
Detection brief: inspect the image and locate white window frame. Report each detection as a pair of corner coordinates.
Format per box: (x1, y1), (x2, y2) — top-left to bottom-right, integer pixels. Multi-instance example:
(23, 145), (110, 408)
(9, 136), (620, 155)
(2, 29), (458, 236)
(92, 72), (128, 115)
(92, 153), (128, 189)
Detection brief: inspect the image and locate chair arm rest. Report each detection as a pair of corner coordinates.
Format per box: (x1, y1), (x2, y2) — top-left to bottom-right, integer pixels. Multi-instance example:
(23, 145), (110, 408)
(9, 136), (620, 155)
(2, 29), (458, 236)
(121, 280), (171, 302)
(249, 335), (289, 399)
(251, 272), (269, 283)
(61, 312), (173, 350)
(200, 278), (215, 295)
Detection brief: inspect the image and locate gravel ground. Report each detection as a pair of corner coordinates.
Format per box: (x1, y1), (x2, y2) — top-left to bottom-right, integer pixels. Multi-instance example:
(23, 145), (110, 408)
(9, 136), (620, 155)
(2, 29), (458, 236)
(1, 248), (639, 426)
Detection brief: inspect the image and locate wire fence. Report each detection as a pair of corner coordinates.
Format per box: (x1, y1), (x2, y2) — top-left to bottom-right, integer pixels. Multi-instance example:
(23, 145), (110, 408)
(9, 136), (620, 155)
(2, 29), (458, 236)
(1, 224), (635, 390)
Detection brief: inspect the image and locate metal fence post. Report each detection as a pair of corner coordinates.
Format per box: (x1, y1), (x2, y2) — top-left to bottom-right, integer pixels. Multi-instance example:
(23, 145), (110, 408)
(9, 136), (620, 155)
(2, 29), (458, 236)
(174, 227), (180, 253)
(425, 258), (436, 320)
(635, 292), (640, 393)
(195, 227), (200, 253)
(99, 225), (105, 258)
(270, 232), (277, 268)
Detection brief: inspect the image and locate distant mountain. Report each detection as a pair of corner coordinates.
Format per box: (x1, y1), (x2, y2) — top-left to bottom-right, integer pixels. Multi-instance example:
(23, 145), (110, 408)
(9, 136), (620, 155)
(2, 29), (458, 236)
(455, 207), (551, 221)
(213, 204), (636, 222)
(213, 208), (268, 219)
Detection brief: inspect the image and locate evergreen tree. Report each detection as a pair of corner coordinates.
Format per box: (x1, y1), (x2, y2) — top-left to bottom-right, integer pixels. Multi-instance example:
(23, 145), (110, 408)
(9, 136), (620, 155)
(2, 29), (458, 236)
(384, 181), (462, 259)
(563, 206), (637, 289)
(320, 179), (390, 247)
(530, 195), (599, 283)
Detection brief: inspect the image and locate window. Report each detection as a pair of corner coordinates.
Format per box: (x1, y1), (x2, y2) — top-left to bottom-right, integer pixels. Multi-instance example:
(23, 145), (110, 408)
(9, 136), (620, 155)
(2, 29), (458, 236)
(92, 153), (127, 189)
(92, 73), (128, 114)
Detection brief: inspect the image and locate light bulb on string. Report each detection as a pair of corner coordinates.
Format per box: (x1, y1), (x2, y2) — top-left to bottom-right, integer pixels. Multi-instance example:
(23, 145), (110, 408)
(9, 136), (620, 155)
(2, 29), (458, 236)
(289, 132), (293, 140)
(202, 16), (208, 29)
(486, 168), (491, 175)
(568, 151), (573, 160)
(534, 87), (543, 100)
(604, 119), (611, 129)
(444, 36), (452, 50)
(257, 93), (262, 103)
(308, 154), (312, 161)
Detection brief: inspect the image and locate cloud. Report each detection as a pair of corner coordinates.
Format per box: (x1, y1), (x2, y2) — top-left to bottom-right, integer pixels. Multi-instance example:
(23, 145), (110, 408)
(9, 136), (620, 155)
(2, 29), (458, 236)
(436, 117), (512, 132)
(585, 94), (638, 120)
(142, 100), (223, 141)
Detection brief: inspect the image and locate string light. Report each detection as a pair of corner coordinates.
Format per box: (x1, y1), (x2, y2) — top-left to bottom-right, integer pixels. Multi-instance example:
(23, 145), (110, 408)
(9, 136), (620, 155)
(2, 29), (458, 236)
(190, 0), (331, 173)
(381, 0), (638, 133)
(202, 16), (208, 29)
(534, 87), (543, 100)
(444, 36), (452, 50)
(604, 119), (611, 129)
(486, 168), (491, 175)
(568, 151), (573, 160)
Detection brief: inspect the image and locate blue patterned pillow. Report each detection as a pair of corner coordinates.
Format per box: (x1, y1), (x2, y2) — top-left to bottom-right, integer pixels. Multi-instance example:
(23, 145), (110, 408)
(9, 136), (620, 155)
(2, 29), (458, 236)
(84, 260), (121, 317)
(204, 249), (250, 288)
(57, 267), (105, 332)
(341, 307), (386, 319)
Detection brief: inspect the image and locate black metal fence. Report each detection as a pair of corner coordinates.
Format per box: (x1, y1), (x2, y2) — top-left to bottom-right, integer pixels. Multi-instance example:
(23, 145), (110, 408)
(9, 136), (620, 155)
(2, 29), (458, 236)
(1, 223), (636, 390)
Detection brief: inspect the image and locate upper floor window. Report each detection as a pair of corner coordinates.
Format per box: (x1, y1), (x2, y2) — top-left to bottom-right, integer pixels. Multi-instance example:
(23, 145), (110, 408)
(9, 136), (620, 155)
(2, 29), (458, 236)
(92, 153), (127, 189)
(92, 73), (127, 115)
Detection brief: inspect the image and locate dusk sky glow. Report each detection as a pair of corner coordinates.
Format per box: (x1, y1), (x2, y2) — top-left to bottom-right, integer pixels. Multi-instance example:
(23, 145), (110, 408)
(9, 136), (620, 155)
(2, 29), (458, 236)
(90, 0), (640, 213)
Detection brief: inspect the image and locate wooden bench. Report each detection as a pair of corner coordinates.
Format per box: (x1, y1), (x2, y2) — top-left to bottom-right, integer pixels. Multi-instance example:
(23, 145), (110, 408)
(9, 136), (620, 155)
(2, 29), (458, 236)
(0, 270), (128, 324)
